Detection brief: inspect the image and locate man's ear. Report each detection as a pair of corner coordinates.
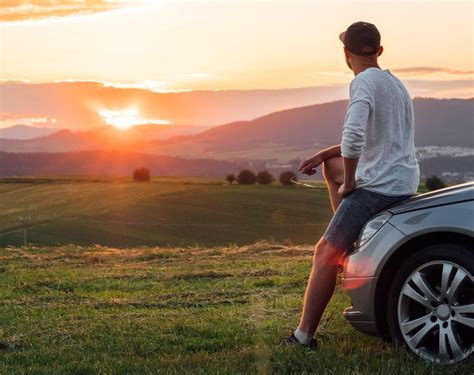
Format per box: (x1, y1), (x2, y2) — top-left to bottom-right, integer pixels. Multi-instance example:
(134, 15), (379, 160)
(343, 47), (351, 59)
(377, 45), (384, 57)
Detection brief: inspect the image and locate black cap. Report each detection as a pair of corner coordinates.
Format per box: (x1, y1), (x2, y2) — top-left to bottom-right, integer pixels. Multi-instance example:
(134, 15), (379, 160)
(339, 21), (381, 56)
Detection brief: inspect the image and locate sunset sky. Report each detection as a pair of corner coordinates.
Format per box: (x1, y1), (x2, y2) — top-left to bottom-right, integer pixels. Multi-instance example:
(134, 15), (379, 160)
(1, 1), (473, 91)
(0, 1), (472, 129)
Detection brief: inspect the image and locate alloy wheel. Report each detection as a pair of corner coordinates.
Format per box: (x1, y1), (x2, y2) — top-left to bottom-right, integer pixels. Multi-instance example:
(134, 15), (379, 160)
(397, 260), (474, 363)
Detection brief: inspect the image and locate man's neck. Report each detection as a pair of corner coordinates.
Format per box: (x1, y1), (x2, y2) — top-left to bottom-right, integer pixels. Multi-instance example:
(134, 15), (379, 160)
(353, 62), (381, 76)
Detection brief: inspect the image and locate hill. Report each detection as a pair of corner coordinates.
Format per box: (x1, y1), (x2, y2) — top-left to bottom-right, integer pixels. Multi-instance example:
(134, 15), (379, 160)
(144, 98), (474, 161)
(0, 177), (332, 247)
(0, 124), (61, 140)
(2, 98), (472, 163)
(0, 123), (207, 144)
(123, 123), (209, 140)
(0, 124), (210, 153)
(0, 150), (470, 182)
(0, 151), (240, 178)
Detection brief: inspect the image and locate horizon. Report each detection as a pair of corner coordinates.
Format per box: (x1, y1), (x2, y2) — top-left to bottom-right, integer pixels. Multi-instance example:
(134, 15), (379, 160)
(1, 94), (473, 132)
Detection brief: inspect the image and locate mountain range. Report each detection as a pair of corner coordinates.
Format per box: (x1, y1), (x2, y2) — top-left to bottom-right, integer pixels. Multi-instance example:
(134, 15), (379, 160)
(1, 97), (473, 181)
(0, 125), (61, 140)
(0, 151), (241, 178)
(1, 98), (473, 163)
(0, 123), (208, 152)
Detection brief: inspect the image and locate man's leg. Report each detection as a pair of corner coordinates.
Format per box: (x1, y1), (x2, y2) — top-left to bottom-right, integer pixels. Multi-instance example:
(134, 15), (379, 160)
(294, 156), (345, 341)
(296, 238), (343, 336)
(322, 156), (344, 213)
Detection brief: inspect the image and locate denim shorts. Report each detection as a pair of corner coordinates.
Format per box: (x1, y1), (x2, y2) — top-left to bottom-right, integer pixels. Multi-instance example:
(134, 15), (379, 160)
(323, 187), (412, 253)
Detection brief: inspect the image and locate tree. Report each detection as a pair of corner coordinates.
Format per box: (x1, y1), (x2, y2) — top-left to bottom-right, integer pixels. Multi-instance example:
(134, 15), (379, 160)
(225, 174), (236, 184)
(279, 171), (296, 186)
(237, 169), (257, 185)
(133, 167), (151, 182)
(256, 170), (274, 185)
(425, 175), (446, 191)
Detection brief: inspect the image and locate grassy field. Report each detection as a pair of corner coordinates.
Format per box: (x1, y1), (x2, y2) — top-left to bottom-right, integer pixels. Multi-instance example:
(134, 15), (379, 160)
(0, 177), (335, 248)
(3, 176), (459, 374)
(2, 241), (472, 374)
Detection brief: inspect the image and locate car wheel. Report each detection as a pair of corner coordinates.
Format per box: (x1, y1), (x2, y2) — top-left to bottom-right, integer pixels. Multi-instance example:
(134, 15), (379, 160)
(387, 243), (474, 364)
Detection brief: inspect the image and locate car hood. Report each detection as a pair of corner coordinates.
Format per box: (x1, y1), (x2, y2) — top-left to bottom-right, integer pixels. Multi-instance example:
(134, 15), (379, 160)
(388, 182), (474, 214)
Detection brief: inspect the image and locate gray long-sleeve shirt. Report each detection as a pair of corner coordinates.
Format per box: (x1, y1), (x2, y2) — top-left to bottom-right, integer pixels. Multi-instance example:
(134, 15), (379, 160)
(341, 67), (420, 196)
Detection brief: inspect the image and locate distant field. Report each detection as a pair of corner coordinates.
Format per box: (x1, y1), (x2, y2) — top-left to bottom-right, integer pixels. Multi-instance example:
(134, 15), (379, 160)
(0, 177), (334, 248)
(0, 242), (469, 374)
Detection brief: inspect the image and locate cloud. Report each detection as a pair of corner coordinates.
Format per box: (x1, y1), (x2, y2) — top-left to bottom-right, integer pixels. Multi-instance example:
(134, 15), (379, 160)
(0, 112), (52, 127)
(404, 79), (474, 99)
(405, 78), (473, 90)
(393, 66), (474, 76)
(0, 1), (136, 22)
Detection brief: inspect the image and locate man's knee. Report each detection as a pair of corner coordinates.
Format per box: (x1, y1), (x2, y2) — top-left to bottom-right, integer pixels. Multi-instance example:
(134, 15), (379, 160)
(313, 238), (343, 267)
(322, 157), (344, 185)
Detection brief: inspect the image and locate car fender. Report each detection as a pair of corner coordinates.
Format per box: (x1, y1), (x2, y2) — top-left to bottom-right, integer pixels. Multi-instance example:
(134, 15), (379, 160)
(388, 200), (474, 240)
(344, 200), (474, 278)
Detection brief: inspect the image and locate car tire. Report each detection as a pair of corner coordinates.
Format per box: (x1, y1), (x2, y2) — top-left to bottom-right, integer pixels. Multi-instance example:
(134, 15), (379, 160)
(387, 242), (474, 364)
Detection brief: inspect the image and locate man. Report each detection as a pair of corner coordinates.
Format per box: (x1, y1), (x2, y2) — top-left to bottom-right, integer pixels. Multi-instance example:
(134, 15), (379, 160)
(283, 21), (420, 349)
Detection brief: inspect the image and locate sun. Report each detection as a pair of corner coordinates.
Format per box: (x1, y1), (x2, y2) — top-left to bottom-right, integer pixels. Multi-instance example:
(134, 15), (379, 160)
(99, 109), (170, 130)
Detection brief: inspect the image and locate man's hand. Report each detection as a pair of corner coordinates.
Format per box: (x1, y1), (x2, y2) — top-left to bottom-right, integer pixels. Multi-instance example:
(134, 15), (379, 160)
(337, 180), (356, 197)
(299, 154), (323, 175)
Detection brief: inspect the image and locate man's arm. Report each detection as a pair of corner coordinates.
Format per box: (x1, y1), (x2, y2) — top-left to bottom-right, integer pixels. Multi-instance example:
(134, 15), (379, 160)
(338, 76), (374, 196)
(338, 156), (359, 197)
(341, 77), (373, 159)
(317, 144), (341, 161)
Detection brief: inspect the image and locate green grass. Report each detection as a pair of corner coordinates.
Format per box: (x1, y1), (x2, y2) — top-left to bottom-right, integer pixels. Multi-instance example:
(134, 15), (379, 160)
(0, 176), (431, 248)
(1, 242), (471, 374)
(0, 177), (334, 248)
(0, 177), (465, 373)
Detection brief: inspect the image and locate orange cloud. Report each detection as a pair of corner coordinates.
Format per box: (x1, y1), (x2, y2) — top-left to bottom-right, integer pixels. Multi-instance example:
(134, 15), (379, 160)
(393, 66), (474, 76)
(0, 1), (135, 22)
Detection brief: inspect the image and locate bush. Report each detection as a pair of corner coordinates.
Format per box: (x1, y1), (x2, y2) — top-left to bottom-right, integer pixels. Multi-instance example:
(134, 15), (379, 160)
(237, 169), (257, 185)
(256, 170), (274, 185)
(225, 174), (236, 184)
(133, 168), (151, 182)
(425, 175), (446, 191)
(279, 171), (296, 186)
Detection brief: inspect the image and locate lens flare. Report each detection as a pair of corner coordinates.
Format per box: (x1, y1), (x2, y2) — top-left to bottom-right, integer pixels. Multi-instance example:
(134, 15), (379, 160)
(98, 109), (170, 130)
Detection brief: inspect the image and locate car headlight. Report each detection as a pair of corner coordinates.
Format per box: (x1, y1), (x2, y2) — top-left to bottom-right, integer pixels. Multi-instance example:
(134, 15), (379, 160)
(354, 212), (393, 249)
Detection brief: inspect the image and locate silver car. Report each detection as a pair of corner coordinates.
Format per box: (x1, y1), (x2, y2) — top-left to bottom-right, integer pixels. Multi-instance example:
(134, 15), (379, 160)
(343, 182), (473, 364)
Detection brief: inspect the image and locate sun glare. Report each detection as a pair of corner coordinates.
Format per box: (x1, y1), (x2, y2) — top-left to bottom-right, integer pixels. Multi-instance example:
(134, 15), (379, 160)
(98, 109), (170, 130)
